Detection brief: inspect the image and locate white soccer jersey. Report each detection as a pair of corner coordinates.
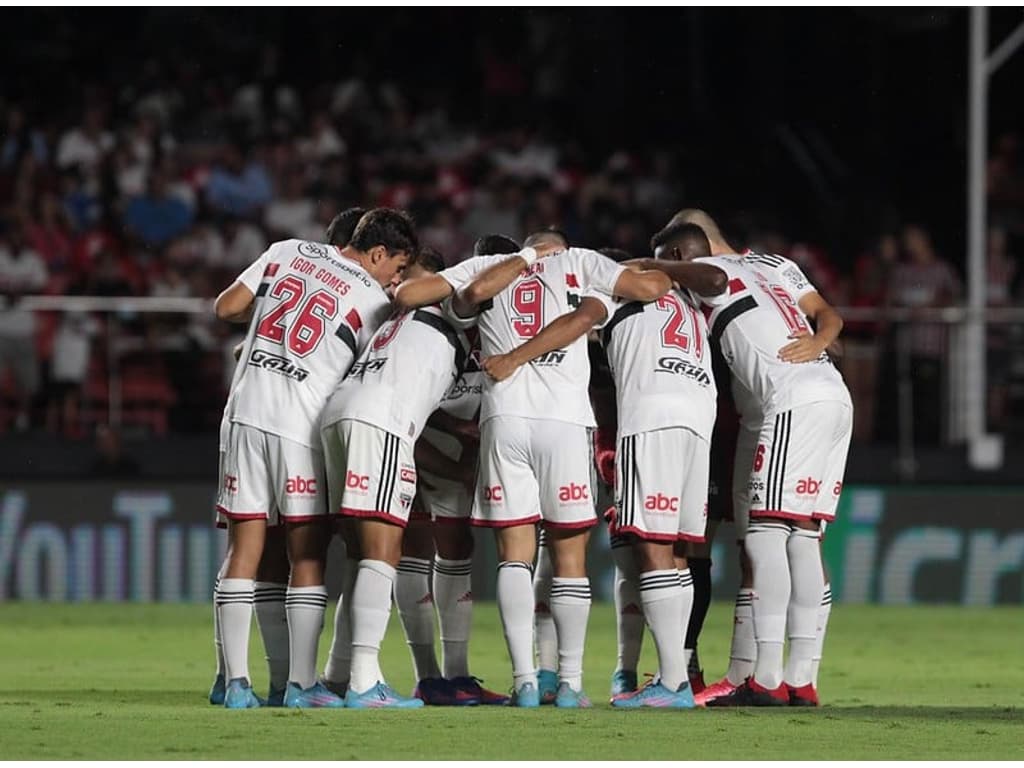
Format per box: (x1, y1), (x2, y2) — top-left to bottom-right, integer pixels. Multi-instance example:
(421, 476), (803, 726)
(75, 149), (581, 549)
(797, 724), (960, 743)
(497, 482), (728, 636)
(225, 239), (392, 448)
(420, 335), (483, 461)
(590, 288), (717, 441)
(439, 247), (625, 426)
(320, 304), (470, 443)
(694, 253), (850, 421)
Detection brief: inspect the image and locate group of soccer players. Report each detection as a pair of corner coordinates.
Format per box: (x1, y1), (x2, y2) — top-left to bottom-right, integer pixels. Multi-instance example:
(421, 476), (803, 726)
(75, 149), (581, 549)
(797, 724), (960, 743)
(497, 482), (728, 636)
(207, 202), (852, 710)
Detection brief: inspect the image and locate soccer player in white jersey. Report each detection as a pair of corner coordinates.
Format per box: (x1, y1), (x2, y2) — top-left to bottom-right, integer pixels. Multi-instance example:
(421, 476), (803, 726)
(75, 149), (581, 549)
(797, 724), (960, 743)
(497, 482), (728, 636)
(481, 240), (726, 708)
(209, 206), (367, 708)
(319, 240), (548, 708)
(212, 208), (416, 709)
(649, 210), (850, 707)
(393, 236), (521, 707)
(396, 233), (672, 708)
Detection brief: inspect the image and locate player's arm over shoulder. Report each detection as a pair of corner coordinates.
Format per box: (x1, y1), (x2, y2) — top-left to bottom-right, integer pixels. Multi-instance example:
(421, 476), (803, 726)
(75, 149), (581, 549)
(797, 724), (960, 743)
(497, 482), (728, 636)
(214, 245), (277, 323)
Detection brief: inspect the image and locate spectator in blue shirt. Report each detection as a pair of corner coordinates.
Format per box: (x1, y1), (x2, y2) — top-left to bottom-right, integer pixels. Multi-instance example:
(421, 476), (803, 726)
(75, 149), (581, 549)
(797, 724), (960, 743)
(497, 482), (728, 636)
(124, 169), (194, 247)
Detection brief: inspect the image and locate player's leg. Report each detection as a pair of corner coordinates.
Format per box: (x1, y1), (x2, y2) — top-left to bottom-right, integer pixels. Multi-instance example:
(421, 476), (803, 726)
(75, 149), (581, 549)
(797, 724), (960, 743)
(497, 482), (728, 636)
(811, 551), (833, 691)
(609, 532), (643, 697)
(474, 416), (542, 707)
(215, 424), (274, 708)
(340, 423), (423, 708)
(209, 553), (228, 705)
(699, 422), (758, 705)
(269, 441), (339, 708)
(787, 403), (851, 706)
(322, 518), (359, 693)
(319, 422), (357, 694)
(536, 419), (599, 709)
(532, 526), (559, 702)
(395, 514), (444, 696)
(253, 524), (289, 705)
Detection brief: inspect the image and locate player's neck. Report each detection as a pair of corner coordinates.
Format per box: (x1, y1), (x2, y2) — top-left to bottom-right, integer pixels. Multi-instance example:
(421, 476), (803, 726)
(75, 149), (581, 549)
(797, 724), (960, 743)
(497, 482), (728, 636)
(710, 240), (736, 256)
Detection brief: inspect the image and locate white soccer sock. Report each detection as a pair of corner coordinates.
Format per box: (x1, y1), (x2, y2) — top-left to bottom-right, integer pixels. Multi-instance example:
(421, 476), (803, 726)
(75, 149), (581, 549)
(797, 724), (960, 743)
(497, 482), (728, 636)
(497, 561), (536, 690)
(216, 577), (254, 683)
(811, 583), (833, 687)
(678, 568), (695, 678)
(725, 588), (756, 684)
(324, 556), (358, 685)
(434, 556), (473, 679)
(610, 536), (644, 674)
(395, 557), (441, 682)
(533, 542), (557, 673)
(349, 559), (396, 693)
(783, 528), (825, 687)
(285, 585), (328, 690)
(746, 521), (792, 689)
(253, 581), (289, 692)
(550, 577), (591, 692)
(212, 574), (226, 677)
(639, 569), (686, 691)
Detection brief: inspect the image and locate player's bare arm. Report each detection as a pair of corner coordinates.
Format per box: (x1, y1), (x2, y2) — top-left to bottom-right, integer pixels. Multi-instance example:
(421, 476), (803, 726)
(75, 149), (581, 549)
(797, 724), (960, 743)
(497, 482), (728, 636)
(482, 296), (609, 382)
(778, 292), (844, 364)
(393, 273), (454, 311)
(214, 281), (256, 324)
(632, 258), (728, 297)
(450, 242), (565, 317)
(610, 265), (674, 302)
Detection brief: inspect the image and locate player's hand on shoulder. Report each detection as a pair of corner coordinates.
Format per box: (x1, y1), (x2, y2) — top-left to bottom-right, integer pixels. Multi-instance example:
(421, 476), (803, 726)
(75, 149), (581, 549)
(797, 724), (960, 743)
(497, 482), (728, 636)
(482, 353), (519, 382)
(778, 330), (827, 364)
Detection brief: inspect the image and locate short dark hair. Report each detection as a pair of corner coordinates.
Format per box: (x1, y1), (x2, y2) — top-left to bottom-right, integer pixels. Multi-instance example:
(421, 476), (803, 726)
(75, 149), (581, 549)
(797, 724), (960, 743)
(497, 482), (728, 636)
(349, 208), (419, 262)
(474, 234), (521, 256)
(598, 247), (633, 264)
(325, 206), (366, 246)
(650, 222), (712, 261)
(417, 247), (446, 274)
(524, 227), (569, 250)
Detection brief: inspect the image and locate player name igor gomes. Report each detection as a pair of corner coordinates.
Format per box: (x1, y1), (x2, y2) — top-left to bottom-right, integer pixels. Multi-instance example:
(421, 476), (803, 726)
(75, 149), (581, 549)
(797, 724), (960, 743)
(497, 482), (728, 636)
(655, 356), (712, 385)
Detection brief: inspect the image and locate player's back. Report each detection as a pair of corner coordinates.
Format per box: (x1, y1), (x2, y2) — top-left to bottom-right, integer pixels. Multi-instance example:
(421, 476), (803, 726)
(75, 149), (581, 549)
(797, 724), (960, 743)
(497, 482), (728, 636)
(322, 304), (469, 443)
(697, 254), (848, 420)
(228, 239), (391, 448)
(477, 247), (624, 426)
(598, 288), (717, 441)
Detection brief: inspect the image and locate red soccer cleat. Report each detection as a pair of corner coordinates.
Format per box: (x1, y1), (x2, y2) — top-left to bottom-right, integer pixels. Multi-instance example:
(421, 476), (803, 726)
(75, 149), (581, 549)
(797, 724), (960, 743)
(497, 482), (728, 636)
(694, 676), (737, 707)
(451, 676), (510, 706)
(786, 682), (819, 707)
(689, 670), (707, 696)
(707, 677), (789, 707)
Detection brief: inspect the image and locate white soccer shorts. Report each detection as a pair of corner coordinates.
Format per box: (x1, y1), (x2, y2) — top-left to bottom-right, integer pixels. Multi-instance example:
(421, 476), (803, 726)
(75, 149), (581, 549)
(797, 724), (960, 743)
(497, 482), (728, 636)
(745, 401), (852, 527)
(472, 416), (597, 530)
(612, 426), (709, 543)
(216, 423), (326, 524)
(322, 419), (417, 527)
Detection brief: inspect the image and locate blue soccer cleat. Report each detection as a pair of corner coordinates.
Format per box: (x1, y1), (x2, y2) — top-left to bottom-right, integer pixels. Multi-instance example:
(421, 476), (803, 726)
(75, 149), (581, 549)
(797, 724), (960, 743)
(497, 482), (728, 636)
(224, 677), (262, 709)
(611, 680), (695, 709)
(610, 669), (638, 700)
(555, 682), (593, 709)
(345, 681), (425, 709)
(509, 681), (540, 708)
(284, 681), (346, 708)
(412, 677), (476, 706)
(209, 673), (226, 706)
(537, 669), (559, 705)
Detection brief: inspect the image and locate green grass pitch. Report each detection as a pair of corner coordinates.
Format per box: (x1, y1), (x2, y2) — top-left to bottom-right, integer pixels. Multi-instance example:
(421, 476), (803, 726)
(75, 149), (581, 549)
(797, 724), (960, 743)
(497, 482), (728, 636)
(0, 602), (1021, 760)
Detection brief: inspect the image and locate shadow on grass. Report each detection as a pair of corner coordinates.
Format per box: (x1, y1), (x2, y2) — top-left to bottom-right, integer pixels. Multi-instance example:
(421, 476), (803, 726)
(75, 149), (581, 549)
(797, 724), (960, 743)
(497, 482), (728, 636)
(2, 691), (1020, 725)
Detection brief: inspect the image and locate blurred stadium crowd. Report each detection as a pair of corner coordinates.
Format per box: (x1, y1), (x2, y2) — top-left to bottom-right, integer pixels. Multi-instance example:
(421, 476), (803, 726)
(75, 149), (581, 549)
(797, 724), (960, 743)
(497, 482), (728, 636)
(1, 32), (1022, 445)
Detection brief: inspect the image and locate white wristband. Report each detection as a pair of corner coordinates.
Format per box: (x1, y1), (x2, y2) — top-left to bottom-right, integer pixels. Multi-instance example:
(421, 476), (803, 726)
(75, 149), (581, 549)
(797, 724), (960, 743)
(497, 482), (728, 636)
(518, 246), (538, 267)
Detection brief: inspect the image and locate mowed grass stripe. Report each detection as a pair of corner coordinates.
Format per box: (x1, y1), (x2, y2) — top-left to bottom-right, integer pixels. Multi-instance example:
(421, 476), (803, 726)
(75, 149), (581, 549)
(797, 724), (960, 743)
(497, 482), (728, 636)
(0, 603), (1021, 759)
